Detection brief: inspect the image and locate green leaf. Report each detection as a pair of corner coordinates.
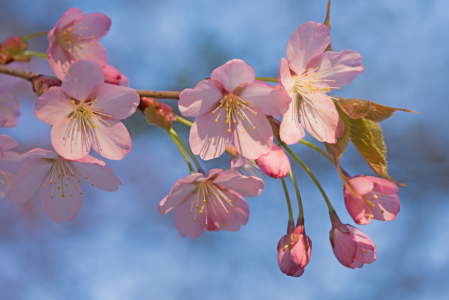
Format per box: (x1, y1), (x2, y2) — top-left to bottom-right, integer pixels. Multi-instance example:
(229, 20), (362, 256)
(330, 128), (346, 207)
(337, 98), (418, 122)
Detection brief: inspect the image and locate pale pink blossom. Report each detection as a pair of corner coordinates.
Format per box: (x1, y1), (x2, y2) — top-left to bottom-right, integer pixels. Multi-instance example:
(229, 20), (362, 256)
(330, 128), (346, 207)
(158, 168), (264, 238)
(279, 21), (364, 144)
(0, 135), (20, 202)
(34, 59), (140, 160)
(256, 144), (290, 179)
(344, 175), (400, 225)
(329, 212), (376, 269)
(277, 223), (312, 277)
(8, 148), (122, 223)
(102, 65), (129, 86)
(179, 59), (291, 160)
(47, 8), (111, 80)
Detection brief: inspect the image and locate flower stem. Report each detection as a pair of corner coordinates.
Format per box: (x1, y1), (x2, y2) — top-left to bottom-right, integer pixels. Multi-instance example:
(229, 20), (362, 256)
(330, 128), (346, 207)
(20, 31), (49, 42)
(167, 130), (195, 174)
(255, 77), (279, 83)
(22, 51), (48, 59)
(176, 115), (193, 127)
(280, 178), (294, 224)
(289, 169), (304, 226)
(169, 128), (204, 174)
(299, 140), (335, 166)
(281, 142), (334, 213)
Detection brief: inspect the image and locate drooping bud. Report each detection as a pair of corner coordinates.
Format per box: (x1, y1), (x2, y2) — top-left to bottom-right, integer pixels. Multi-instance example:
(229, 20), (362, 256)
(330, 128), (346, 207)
(139, 97), (177, 130)
(32, 75), (61, 96)
(329, 210), (376, 269)
(0, 36), (31, 64)
(256, 144), (290, 179)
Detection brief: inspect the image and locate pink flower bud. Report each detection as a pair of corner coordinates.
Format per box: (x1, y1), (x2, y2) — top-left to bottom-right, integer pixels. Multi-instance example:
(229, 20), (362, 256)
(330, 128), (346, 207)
(277, 222), (312, 277)
(102, 65), (129, 86)
(256, 144), (290, 179)
(0, 36), (30, 64)
(344, 175), (400, 225)
(139, 97), (177, 130)
(32, 75), (61, 96)
(329, 211), (376, 269)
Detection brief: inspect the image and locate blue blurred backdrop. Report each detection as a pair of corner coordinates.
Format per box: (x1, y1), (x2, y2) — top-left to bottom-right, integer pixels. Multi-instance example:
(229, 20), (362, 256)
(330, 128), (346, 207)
(0, 0), (448, 299)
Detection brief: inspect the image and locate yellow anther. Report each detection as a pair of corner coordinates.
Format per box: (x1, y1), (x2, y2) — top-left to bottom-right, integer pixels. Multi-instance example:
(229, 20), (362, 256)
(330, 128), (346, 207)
(242, 131), (245, 133)
(333, 80), (336, 82)
(228, 129), (231, 132)
(78, 22), (81, 25)
(91, 35), (94, 38)
(43, 185), (46, 187)
(362, 249), (368, 254)
(87, 54), (91, 58)
(79, 27), (83, 30)
(108, 124), (111, 127)
(80, 34), (83, 37)
(254, 112), (257, 114)
(331, 69), (334, 72)
(215, 119), (218, 122)
(381, 210), (385, 213)
(355, 255), (359, 259)
(68, 40), (72, 43)
(370, 214), (374, 219)
(68, 48), (72, 53)
(253, 127), (256, 129)
(90, 43), (93, 46)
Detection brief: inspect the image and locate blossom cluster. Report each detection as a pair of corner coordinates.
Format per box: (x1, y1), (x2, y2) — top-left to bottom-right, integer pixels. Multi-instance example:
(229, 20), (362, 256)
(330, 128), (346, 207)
(0, 6), (410, 278)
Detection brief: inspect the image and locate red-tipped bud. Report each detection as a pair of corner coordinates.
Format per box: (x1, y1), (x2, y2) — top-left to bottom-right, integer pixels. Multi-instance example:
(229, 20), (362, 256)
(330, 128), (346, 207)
(256, 144), (290, 179)
(0, 36), (30, 64)
(139, 97), (177, 130)
(32, 75), (61, 96)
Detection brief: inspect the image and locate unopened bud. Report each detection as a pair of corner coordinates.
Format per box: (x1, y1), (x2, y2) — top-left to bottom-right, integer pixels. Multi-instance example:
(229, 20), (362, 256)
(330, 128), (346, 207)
(102, 65), (129, 86)
(0, 36), (30, 64)
(139, 97), (177, 130)
(32, 75), (61, 96)
(256, 144), (290, 179)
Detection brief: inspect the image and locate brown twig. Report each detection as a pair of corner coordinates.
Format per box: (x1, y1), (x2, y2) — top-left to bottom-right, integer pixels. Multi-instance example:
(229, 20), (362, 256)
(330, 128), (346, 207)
(0, 64), (39, 81)
(0, 64), (181, 99)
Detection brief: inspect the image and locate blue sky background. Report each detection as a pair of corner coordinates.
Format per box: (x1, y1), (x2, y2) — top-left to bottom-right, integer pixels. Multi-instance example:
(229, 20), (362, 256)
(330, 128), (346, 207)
(0, 0), (448, 299)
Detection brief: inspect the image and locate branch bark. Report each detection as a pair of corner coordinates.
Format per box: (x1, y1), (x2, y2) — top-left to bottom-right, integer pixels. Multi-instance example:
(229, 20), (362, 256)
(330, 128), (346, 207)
(0, 64), (181, 100)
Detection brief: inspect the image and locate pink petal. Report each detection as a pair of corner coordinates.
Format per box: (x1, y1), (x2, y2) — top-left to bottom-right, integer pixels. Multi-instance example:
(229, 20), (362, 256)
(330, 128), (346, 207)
(47, 43), (74, 80)
(72, 158), (122, 192)
(61, 59), (105, 100)
(0, 114), (6, 128)
(52, 117), (92, 160)
(349, 176), (374, 196)
(158, 180), (198, 214)
(120, 74), (129, 87)
(278, 58), (295, 94)
(91, 119), (132, 160)
(102, 65), (121, 85)
(299, 93), (340, 143)
(371, 193), (400, 222)
(77, 13), (111, 40)
(189, 112), (232, 160)
(179, 79), (223, 117)
(8, 159), (53, 204)
(0, 135), (17, 151)
(39, 184), (82, 223)
(56, 8), (83, 30)
(210, 59), (255, 93)
(256, 143), (291, 179)
(287, 21), (330, 75)
(233, 108), (273, 160)
(306, 50), (364, 90)
(367, 176), (399, 194)
(280, 94), (306, 145)
(290, 231), (312, 268)
(344, 189), (369, 225)
(35, 87), (73, 125)
(90, 83), (139, 120)
(277, 236), (305, 277)
(0, 92), (20, 127)
(20, 148), (59, 160)
(174, 195), (207, 238)
(239, 80), (290, 116)
(213, 170), (264, 197)
(331, 228), (357, 268)
(75, 41), (108, 67)
(210, 189), (249, 232)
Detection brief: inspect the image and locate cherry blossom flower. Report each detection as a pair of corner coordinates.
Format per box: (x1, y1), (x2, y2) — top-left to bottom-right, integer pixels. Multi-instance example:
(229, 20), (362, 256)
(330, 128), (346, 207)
(8, 148), (122, 223)
(102, 65), (129, 86)
(256, 144), (290, 179)
(47, 8), (111, 80)
(329, 212), (376, 269)
(179, 59), (291, 160)
(158, 168), (264, 238)
(279, 21), (364, 144)
(0, 135), (20, 202)
(34, 59), (140, 161)
(277, 224), (312, 277)
(344, 175), (400, 225)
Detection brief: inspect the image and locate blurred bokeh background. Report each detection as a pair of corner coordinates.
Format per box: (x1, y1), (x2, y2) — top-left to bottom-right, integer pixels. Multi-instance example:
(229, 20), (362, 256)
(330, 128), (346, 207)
(0, 0), (448, 299)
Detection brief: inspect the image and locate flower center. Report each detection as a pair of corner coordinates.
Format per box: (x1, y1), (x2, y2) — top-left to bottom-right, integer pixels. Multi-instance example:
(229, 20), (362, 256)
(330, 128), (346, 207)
(363, 191), (386, 218)
(62, 99), (112, 154)
(211, 94), (258, 134)
(55, 23), (96, 60)
(188, 181), (234, 224)
(42, 157), (94, 198)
